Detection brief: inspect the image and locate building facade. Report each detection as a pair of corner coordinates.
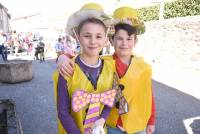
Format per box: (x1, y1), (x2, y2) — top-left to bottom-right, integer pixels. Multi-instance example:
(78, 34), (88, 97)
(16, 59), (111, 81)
(0, 3), (10, 33)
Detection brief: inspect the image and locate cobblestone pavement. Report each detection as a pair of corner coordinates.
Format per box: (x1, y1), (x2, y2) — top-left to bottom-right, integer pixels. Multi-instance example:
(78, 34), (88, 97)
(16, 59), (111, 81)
(0, 59), (200, 134)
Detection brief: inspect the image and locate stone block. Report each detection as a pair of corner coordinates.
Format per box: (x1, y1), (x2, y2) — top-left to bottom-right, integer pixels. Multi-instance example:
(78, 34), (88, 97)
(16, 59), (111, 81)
(0, 99), (23, 134)
(0, 60), (33, 83)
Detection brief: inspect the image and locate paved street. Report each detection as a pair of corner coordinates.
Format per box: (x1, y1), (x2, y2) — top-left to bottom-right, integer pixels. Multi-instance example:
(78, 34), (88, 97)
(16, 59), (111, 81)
(0, 59), (200, 134)
(153, 81), (200, 134)
(0, 59), (57, 134)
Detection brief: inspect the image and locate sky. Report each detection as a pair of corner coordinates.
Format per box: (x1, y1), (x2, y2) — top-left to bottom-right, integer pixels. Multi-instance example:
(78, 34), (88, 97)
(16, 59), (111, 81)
(1, 0), (175, 19)
(0, 0), (175, 33)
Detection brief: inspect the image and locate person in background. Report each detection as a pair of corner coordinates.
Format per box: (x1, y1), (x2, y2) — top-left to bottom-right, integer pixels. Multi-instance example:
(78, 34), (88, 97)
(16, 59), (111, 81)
(37, 38), (45, 62)
(54, 37), (64, 58)
(0, 31), (8, 61)
(63, 34), (75, 57)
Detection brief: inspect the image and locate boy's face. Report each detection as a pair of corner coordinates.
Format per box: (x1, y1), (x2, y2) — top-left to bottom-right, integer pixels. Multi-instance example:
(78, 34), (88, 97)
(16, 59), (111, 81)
(113, 29), (137, 58)
(78, 22), (106, 57)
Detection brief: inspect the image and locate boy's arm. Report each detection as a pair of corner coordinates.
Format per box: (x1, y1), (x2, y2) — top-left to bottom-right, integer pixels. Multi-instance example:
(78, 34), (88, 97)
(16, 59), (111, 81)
(57, 54), (75, 77)
(100, 106), (111, 121)
(57, 75), (81, 134)
(146, 90), (156, 134)
(148, 90), (156, 125)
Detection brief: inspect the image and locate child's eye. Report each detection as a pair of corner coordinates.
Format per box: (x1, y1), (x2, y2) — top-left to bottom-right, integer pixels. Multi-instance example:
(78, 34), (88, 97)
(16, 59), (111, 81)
(116, 37), (123, 40)
(83, 35), (90, 38)
(96, 36), (102, 39)
(127, 38), (133, 41)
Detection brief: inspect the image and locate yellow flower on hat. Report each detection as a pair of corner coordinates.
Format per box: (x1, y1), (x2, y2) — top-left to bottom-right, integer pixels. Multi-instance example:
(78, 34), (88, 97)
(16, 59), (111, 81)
(66, 3), (112, 35)
(112, 6), (145, 34)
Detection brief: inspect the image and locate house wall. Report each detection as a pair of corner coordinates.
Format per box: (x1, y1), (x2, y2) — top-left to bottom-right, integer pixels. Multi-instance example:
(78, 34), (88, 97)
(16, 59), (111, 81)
(0, 3), (10, 33)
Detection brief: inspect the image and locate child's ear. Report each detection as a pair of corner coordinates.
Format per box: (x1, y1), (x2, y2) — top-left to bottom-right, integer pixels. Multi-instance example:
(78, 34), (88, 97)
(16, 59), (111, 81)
(108, 37), (114, 47)
(111, 39), (114, 47)
(105, 38), (110, 46)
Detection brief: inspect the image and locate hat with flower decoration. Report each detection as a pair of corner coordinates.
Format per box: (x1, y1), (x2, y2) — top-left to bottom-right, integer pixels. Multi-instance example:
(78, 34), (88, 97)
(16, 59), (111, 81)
(111, 6), (145, 35)
(66, 3), (112, 35)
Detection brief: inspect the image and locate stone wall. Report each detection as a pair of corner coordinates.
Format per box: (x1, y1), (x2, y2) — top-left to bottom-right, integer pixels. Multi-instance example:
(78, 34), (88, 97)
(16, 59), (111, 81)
(0, 3), (10, 33)
(136, 15), (200, 71)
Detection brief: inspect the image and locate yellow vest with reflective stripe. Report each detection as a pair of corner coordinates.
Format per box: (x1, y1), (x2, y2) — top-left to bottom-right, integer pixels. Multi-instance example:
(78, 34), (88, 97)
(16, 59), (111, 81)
(106, 56), (152, 134)
(53, 58), (115, 134)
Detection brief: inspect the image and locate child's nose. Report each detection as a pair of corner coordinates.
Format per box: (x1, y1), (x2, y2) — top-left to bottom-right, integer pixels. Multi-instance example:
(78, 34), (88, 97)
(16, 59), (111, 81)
(122, 39), (127, 45)
(90, 37), (96, 45)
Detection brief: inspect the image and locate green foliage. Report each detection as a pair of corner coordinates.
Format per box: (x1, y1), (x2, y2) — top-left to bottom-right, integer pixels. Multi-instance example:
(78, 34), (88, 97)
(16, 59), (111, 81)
(137, 5), (159, 21)
(137, 0), (200, 21)
(164, 0), (200, 19)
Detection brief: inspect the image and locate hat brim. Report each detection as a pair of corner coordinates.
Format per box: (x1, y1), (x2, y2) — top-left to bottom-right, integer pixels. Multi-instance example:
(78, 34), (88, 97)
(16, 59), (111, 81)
(66, 10), (112, 35)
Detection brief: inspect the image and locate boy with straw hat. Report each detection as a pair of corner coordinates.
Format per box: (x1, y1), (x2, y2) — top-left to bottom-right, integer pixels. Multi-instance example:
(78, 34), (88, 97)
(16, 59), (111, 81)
(53, 2), (119, 134)
(56, 6), (156, 134)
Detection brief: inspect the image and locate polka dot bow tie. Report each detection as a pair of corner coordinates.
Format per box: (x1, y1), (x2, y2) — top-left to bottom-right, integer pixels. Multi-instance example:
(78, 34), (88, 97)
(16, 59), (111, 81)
(72, 89), (116, 112)
(72, 89), (117, 133)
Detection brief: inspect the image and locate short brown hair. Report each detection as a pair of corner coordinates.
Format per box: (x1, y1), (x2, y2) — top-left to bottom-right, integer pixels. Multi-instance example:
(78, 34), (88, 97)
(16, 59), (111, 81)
(77, 17), (106, 34)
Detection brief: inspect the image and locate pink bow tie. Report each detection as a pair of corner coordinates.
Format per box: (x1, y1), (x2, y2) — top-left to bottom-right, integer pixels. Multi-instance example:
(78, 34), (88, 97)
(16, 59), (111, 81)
(72, 89), (116, 112)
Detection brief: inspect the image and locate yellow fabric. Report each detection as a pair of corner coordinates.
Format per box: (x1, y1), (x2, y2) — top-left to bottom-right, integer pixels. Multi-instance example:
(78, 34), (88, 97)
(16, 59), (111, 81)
(113, 6), (138, 20)
(106, 56), (152, 134)
(112, 6), (145, 35)
(53, 58), (116, 134)
(66, 2), (111, 36)
(80, 3), (103, 11)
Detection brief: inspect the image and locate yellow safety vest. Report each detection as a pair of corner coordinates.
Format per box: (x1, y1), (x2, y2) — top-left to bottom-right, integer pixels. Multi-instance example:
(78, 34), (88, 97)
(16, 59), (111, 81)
(106, 56), (152, 134)
(53, 58), (116, 134)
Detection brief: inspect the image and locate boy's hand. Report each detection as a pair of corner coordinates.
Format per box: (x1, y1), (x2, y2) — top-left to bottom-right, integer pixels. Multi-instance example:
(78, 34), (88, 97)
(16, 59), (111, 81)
(57, 54), (75, 77)
(91, 118), (105, 134)
(85, 128), (92, 134)
(146, 125), (155, 134)
(92, 118), (105, 129)
(84, 118), (105, 134)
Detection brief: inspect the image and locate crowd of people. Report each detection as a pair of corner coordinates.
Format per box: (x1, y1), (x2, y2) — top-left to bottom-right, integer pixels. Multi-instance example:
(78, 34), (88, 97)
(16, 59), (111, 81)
(0, 30), (77, 62)
(0, 30), (47, 61)
(54, 34), (78, 58)
(0, 28), (82, 62)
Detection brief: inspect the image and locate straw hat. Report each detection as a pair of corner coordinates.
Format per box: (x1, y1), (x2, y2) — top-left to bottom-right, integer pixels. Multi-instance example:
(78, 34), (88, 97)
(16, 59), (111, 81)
(66, 3), (112, 35)
(112, 6), (145, 34)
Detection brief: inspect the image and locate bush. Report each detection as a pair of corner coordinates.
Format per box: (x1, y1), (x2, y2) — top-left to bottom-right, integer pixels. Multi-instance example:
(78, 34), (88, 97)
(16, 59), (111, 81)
(137, 0), (200, 21)
(164, 0), (200, 19)
(138, 5), (159, 21)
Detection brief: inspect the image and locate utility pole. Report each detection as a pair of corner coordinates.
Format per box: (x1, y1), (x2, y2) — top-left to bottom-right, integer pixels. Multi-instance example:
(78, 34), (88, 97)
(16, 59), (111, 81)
(159, 1), (164, 20)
